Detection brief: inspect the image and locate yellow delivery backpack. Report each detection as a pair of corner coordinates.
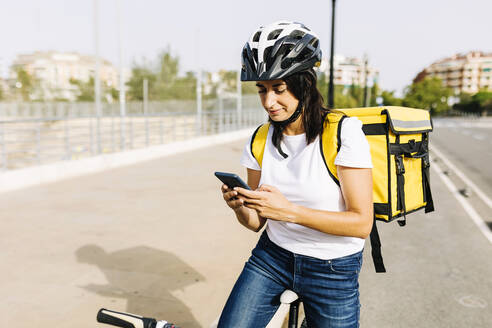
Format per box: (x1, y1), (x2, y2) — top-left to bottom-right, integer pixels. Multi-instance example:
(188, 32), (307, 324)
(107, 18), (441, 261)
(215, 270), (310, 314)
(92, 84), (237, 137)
(250, 106), (435, 272)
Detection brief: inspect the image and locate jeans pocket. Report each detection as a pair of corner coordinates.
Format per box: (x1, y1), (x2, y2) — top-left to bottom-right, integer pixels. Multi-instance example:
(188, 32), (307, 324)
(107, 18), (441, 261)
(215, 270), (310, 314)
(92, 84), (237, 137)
(329, 252), (362, 275)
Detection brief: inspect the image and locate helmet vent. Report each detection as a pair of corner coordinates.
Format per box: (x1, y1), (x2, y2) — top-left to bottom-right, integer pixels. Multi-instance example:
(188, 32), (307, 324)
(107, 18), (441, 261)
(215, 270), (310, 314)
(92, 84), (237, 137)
(252, 48), (259, 64)
(309, 38), (319, 48)
(264, 46), (274, 68)
(289, 30), (305, 40)
(253, 31), (261, 42)
(267, 29), (283, 40)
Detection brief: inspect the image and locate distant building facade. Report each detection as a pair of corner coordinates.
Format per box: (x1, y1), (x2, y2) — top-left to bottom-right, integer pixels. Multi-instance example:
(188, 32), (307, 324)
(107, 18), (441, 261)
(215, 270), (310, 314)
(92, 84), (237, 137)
(318, 55), (379, 87)
(9, 51), (121, 101)
(414, 51), (492, 95)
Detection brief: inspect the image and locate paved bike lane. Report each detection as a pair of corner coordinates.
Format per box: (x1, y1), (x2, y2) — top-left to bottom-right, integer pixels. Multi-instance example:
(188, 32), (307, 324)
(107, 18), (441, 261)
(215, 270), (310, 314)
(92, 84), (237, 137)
(359, 157), (492, 327)
(0, 138), (490, 328)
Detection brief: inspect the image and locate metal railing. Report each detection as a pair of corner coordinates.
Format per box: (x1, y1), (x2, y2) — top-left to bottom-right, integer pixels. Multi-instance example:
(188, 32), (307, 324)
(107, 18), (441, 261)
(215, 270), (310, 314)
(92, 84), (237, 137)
(0, 100), (266, 171)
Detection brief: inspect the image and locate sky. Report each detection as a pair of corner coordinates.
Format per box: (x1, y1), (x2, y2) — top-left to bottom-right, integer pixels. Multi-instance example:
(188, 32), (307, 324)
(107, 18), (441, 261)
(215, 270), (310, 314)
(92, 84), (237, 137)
(1, 0), (491, 95)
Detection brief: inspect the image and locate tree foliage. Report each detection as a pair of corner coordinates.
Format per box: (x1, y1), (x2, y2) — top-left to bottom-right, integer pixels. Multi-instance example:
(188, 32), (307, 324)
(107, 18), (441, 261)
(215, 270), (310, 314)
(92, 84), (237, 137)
(402, 77), (452, 115)
(70, 77), (95, 101)
(316, 72), (370, 108)
(380, 90), (402, 106)
(14, 67), (34, 101)
(126, 66), (157, 101)
(453, 90), (492, 115)
(126, 49), (197, 101)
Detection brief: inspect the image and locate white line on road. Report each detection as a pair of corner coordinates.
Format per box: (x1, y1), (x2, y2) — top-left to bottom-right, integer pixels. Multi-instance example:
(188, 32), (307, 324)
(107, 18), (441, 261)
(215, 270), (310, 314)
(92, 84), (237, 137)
(431, 156), (492, 244)
(430, 145), (492, 210)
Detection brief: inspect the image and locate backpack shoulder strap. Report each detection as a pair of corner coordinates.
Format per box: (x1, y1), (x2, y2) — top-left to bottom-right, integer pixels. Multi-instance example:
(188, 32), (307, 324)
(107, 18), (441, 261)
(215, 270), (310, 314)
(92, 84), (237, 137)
(320, 111), (347, 186)
(250, 123), (271, 168)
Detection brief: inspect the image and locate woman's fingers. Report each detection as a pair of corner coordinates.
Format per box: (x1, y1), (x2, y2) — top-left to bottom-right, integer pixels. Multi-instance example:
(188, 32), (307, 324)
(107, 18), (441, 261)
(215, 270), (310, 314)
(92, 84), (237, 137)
(220, 185), (245, 209)
(223, 190), (238, 201)
(234, 187), (263, 199)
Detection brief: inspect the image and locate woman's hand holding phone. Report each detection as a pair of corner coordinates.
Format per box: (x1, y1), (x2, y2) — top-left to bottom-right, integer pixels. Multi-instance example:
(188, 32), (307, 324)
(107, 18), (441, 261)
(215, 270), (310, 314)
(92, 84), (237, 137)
(234, 184), (295, 222)
(221, 184), (245, 211)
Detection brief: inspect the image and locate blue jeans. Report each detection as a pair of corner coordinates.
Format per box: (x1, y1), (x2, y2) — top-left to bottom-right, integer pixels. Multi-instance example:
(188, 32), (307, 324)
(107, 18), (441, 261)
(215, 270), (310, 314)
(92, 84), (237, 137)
(217, 231), (362, 328)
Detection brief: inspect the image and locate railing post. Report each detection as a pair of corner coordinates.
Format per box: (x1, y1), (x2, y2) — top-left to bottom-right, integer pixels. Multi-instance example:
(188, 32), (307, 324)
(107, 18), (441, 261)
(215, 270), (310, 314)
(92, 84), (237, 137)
(237, 69), (242, 129)
(172, 115), (176, 141)
(64, 116), (71, 160)
(111, 105), (115, 152)
(218, 95), (223, 133)
(159, 117), (164, 144)
(196, 69), (202, 136)
(143, 79), (149, 147)
(0, 122), (6, 170)
(89, 116), (94, 155)
(129, 117), (134, 149)
(36, 123), (41, 165)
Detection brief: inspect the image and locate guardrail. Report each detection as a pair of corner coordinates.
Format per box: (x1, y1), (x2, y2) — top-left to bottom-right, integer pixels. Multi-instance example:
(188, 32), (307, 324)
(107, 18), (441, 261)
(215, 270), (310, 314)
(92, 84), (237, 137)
(0, 107), (266, 171)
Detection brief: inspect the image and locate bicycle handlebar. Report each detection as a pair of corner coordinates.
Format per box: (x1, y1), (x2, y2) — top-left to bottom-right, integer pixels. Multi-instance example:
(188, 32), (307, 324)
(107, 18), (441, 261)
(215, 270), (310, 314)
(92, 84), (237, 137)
(97, 308), (179, 328)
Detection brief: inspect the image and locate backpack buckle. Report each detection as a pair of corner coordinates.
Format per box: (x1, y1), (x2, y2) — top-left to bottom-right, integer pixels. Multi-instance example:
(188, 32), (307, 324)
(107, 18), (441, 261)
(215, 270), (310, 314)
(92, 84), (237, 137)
(422, 155), (430, 169)
(395, 156), (405, 175)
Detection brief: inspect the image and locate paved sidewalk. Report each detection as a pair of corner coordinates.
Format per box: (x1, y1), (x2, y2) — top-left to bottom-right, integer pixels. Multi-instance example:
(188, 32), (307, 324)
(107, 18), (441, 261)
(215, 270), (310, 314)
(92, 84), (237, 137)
(0, 138), (491, 328)
(0, 139), (257, 328)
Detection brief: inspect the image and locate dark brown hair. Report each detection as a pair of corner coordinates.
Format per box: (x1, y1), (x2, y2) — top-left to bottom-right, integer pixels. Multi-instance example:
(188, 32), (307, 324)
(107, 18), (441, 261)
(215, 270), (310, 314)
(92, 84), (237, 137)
(270, 69), (330, 148)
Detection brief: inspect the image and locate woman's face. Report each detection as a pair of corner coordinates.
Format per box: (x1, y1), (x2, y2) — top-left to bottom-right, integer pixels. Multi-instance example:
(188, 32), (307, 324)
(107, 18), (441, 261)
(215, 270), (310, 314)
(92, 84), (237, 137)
(256, 79), (299, 122)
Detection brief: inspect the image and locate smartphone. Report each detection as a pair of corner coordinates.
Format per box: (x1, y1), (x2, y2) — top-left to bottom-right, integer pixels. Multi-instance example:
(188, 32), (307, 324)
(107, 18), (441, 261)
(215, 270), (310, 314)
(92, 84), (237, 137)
(214, 171), (251, 190)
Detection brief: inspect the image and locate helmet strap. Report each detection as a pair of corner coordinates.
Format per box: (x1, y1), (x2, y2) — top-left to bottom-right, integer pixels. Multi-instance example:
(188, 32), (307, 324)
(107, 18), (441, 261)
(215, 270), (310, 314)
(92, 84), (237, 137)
(270, 100), (304, 159)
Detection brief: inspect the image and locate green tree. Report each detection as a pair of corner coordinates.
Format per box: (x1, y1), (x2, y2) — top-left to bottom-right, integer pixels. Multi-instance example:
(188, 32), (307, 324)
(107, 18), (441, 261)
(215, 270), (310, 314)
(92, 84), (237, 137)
(127, 49), (197, 101)
(157, 49), (179, 85)
(169, 71), (197, 100)
(472, 90), (492, 109)
(454, 90), (492, 115)
(242, 81), (258, 94)
(402, 77), (452, 115)
(70, 77), (95, 101)
(369, 82), (381, 106)
(14, 67), (34, 101)
(380, 90), (403, 106)
(126, 66), (157, 101)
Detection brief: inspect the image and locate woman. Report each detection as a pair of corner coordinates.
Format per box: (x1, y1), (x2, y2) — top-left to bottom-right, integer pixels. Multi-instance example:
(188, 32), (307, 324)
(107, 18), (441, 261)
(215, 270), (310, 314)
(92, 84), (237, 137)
(218, 21), (373, 328)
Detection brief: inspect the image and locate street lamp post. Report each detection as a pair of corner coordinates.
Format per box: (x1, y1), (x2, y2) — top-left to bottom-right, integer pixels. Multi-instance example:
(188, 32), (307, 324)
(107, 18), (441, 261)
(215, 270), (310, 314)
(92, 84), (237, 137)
(328, 0), (337, 109)
(117, 0), (126, 151)
(93, 0), (102, 154)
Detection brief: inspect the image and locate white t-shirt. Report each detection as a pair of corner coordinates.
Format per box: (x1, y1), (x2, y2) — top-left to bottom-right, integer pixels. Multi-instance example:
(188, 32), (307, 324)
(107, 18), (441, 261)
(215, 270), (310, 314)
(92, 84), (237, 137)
(240, 117), (373, 260)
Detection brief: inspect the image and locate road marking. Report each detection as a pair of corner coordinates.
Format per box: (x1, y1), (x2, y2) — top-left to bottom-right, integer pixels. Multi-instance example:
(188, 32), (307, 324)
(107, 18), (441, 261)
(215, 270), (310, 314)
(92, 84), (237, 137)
(431, 156), (492, 244)
(430, 145), (492, 210)
(472, 134), (485, 140)
(457, 295), (488, 308)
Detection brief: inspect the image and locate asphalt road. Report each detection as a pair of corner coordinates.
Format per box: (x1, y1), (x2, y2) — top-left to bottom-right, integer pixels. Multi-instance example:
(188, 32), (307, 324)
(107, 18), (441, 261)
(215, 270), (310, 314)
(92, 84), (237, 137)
(0, 119), (491, 328)
(432, 117), (492, 205)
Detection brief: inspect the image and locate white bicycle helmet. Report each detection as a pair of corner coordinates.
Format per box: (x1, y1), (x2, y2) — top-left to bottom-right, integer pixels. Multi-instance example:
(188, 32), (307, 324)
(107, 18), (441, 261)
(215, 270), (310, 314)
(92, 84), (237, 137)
(241, 21), (322, 81)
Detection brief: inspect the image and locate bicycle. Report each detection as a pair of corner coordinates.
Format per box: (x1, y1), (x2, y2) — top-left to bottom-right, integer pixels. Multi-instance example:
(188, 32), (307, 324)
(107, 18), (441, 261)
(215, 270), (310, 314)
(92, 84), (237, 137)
(97, 290), (308, 328)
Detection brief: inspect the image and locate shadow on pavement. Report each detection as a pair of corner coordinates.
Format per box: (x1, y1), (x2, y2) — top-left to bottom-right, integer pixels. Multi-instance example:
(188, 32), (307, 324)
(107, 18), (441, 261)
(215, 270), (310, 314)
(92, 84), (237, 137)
(487, 221), (492, 231)
(76, 244), (204, 328)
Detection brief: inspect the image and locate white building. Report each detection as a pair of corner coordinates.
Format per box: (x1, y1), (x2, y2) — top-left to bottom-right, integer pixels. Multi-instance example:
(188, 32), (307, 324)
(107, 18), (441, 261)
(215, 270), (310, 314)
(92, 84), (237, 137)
(318, 55), (379, 87)
(9, 51), (123, 101)
(414, 51), (492, 95)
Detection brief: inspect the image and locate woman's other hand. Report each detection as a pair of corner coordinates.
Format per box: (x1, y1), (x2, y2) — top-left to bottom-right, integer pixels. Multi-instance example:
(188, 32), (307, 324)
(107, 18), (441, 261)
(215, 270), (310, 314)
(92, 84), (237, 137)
(234, 184), (294, 221)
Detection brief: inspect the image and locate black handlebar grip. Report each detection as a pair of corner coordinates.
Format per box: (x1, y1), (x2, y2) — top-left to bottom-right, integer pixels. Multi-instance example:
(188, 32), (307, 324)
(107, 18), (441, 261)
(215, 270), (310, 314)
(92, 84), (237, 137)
(97, 308), (157, 328)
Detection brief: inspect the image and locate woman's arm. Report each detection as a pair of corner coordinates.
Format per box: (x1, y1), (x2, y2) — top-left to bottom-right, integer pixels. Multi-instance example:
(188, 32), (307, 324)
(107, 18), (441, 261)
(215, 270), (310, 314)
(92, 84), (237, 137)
(221, 168), (266, 232)
(235, 166), (373, 239)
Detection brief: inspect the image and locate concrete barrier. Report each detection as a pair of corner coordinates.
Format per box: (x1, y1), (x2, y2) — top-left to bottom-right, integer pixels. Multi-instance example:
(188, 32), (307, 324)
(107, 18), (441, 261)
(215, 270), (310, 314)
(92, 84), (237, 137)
(0, 128), (253, 193)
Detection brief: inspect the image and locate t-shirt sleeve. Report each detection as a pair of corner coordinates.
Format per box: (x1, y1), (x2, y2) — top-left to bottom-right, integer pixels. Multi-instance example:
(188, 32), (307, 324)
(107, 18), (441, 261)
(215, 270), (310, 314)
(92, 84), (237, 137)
(240, 133), (261, 170)
(334, 117), (373, 168)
